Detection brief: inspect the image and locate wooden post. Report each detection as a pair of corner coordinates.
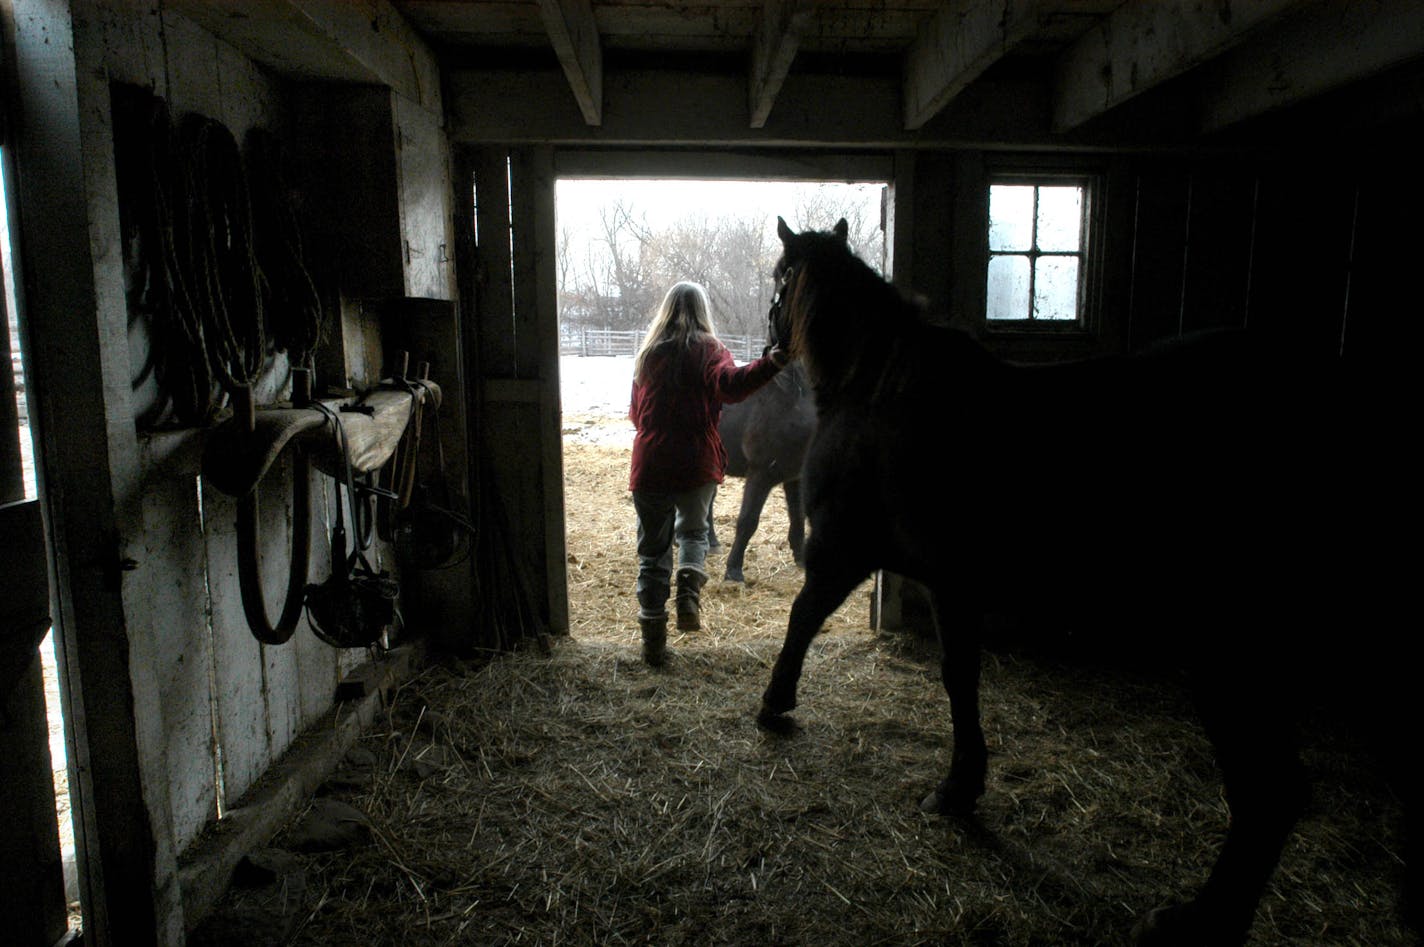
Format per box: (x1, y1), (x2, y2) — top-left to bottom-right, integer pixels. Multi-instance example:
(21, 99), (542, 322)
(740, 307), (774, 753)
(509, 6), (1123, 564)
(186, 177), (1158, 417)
(6, 2), (179, 941)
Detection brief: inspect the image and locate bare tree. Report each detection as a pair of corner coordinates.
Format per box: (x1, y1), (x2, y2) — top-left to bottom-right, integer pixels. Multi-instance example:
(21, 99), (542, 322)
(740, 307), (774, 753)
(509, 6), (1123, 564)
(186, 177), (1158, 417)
(556, 183), (888, 349)
(791, 186), (885, 274)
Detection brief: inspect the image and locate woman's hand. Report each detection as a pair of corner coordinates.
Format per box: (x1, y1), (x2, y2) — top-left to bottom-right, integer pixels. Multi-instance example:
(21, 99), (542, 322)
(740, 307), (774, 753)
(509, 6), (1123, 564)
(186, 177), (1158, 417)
(767, 346), (789, 368)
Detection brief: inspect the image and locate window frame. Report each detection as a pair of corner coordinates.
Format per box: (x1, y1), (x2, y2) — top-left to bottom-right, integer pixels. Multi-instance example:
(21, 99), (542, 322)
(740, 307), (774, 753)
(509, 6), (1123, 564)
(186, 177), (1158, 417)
(981, 168), (1103, 337)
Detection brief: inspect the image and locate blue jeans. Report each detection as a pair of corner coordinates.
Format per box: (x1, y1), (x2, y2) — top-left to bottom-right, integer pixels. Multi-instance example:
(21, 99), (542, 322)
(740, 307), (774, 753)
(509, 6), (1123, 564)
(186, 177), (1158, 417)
(633, 482), (718, 619)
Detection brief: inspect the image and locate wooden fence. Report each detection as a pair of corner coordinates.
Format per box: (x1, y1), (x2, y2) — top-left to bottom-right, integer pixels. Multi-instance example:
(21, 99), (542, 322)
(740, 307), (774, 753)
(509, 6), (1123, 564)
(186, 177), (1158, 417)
(560, 327), (765, 362)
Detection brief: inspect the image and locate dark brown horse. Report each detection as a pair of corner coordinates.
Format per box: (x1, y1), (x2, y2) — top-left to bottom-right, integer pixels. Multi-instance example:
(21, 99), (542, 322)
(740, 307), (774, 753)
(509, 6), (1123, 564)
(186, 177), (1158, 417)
(756, 217), (1415, 946)
(708, 360), (815, 582)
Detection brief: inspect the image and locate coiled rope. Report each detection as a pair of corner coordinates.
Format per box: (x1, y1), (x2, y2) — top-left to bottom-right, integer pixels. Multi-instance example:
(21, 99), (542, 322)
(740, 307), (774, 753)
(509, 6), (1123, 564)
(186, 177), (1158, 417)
(114, 85), (327, 427)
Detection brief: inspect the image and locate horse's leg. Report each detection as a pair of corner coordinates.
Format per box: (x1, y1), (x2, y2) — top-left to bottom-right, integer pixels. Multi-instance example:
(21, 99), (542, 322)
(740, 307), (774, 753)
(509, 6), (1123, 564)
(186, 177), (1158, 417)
(781, 478), (806, 568)
(706, 484), (720, 550)
(919, 591), (987, 816)
(723, 471), (775, 583)
(1134, 677), (1306, 947)
(758, 550), (871, 727)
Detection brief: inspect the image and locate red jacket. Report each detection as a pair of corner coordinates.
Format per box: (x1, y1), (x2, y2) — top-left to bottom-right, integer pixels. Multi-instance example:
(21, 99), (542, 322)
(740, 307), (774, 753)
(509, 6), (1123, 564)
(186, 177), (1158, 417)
(629, 336), (782, 493)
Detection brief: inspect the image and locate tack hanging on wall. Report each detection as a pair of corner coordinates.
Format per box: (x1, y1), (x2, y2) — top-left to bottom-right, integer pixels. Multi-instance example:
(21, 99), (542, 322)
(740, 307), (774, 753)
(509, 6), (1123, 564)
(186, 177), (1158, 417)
(111, 83), (329, 431)
(202, 363), (441, 645)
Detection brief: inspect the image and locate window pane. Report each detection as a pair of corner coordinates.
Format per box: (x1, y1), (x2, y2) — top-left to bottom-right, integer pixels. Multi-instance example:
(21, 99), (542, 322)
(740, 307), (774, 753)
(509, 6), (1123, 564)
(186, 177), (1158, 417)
(1037, 186), (1082, 252)
(987, 254), (1030, 320)
(1034, 256), (1079, 320)
(988, 185), (1034, 252)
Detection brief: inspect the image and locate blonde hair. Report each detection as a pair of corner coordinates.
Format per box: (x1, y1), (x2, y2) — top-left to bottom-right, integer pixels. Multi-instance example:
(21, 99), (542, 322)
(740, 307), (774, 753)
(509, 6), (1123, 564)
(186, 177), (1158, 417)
(633, 282), (717, 382)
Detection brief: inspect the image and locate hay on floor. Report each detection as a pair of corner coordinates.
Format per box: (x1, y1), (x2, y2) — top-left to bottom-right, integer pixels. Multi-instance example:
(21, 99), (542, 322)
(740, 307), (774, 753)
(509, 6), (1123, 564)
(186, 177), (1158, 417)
(195, 413), (1409, 946)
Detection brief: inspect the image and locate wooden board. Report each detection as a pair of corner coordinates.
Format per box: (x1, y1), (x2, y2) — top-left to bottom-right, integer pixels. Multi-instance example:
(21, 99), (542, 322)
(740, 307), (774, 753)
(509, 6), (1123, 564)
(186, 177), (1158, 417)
(137, 469), (219, 852)
(1125, 168), (1190, 349)
(201, 478), (274, 806)
(1181, 170), (1254, 335)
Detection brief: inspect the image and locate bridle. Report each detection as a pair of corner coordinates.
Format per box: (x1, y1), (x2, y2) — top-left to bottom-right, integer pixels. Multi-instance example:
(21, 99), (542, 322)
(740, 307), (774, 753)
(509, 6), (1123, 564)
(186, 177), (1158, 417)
(766, 264), (795, 354)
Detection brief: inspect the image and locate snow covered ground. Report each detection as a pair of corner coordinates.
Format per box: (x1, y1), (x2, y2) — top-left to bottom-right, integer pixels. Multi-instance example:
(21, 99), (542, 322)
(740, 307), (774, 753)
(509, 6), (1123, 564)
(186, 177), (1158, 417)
(559, 355), (637, 446)
(560, 354), (634, 417)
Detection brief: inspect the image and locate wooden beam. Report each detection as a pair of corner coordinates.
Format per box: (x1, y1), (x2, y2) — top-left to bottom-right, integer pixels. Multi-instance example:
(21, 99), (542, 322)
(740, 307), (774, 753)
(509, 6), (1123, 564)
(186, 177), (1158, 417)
(537, 0), (604, 126)
(749, 1), (811, 128)
(1198, 0), (1424, 133)
(1053, 0), (1304, 132)
(556, 149), (893, 182)
(902, 0), (1044, 130)
(166, 0), (443, 115)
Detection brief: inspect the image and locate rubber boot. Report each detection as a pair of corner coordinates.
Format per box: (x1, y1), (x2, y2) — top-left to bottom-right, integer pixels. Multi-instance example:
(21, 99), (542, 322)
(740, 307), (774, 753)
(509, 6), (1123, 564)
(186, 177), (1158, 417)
(675, 568), (708, 631)
(640, 614), (668, 666)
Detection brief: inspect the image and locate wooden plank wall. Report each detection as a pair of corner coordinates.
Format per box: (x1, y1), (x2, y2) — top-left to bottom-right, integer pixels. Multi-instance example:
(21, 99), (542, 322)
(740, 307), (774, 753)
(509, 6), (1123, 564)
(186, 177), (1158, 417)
(881, 136), (1421, 635)
(1125, 153), (1400, 356)
(9, 4), (434, 940)
(95, 5), (373, 852)
(203, 461), (362, 811)
(136, 455), (215, 855)
(914, 146), (1408, 362)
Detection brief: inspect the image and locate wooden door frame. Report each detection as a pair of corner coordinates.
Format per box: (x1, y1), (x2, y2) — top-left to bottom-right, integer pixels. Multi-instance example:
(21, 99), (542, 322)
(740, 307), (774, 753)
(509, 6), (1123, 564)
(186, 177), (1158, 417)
(456, 145), (899, 646)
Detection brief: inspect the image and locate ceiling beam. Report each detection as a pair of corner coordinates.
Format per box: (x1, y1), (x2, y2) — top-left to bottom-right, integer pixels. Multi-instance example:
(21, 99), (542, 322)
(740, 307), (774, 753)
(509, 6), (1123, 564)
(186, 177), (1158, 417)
(1198, 0), (1424, 134)
(166, 0), (442, 113)
(1052, 0), (1304, 133)
(902, 0), (1044, 131)
(749, 0), (811, 128)
(537, 0), (603, 126)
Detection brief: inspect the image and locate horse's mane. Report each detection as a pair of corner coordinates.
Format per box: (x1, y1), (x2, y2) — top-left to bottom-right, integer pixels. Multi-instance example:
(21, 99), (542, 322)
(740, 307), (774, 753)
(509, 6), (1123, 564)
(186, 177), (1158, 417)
(788, 231), (993, 406)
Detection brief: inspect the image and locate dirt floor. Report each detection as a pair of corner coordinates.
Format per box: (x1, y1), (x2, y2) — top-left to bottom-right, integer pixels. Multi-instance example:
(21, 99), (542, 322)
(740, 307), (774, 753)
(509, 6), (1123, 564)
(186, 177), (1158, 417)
(192, 412), (1412, 946)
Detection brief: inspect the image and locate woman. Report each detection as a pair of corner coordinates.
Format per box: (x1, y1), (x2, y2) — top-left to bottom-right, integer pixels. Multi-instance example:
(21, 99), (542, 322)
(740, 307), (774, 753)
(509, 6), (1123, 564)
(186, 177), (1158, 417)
(629, 281), (787, 666)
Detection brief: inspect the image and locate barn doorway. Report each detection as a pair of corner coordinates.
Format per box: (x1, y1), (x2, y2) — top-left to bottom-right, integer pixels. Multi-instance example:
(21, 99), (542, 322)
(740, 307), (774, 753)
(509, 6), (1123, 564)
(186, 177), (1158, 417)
(553, 177), (886, 643)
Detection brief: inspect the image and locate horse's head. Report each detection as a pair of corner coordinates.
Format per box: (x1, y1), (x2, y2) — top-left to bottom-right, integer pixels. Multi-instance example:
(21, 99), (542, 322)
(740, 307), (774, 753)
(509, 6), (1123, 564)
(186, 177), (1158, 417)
(767, 216), (849, 356)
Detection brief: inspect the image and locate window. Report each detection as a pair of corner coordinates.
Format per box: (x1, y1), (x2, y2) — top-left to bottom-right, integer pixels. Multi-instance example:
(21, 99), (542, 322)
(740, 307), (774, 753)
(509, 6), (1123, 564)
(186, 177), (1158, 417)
(986, 180), (1087, 323)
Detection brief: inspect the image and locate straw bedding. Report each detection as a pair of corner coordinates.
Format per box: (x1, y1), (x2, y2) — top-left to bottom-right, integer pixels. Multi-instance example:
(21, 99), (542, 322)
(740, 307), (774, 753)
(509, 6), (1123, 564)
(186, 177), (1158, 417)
(195, 413), (1410, 946)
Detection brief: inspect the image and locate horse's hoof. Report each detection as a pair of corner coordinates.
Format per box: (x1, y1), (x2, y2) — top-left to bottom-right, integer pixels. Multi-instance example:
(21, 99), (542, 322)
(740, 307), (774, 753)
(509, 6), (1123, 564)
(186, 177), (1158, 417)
(723, 568), (745, 583)
(918, 789), (947, 814)
(1132, 904), (1187, 946)
(756, 708), (801, 735)
(919, 778), (981, 816)
(1132, 901), (1244, 947)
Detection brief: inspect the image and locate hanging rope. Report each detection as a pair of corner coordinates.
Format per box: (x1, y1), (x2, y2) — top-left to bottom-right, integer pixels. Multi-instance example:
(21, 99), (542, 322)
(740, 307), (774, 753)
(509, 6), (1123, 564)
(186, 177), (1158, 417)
(174, 113), (266, 393)
(113, 85), (328, 428)
(113, 87), (214, 425)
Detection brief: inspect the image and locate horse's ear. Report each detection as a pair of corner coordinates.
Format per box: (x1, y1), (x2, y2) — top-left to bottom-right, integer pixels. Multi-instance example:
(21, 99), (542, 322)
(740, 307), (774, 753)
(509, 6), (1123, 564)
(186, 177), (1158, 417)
(777, 216), (794, 244)
(833, 218), (849, 241)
